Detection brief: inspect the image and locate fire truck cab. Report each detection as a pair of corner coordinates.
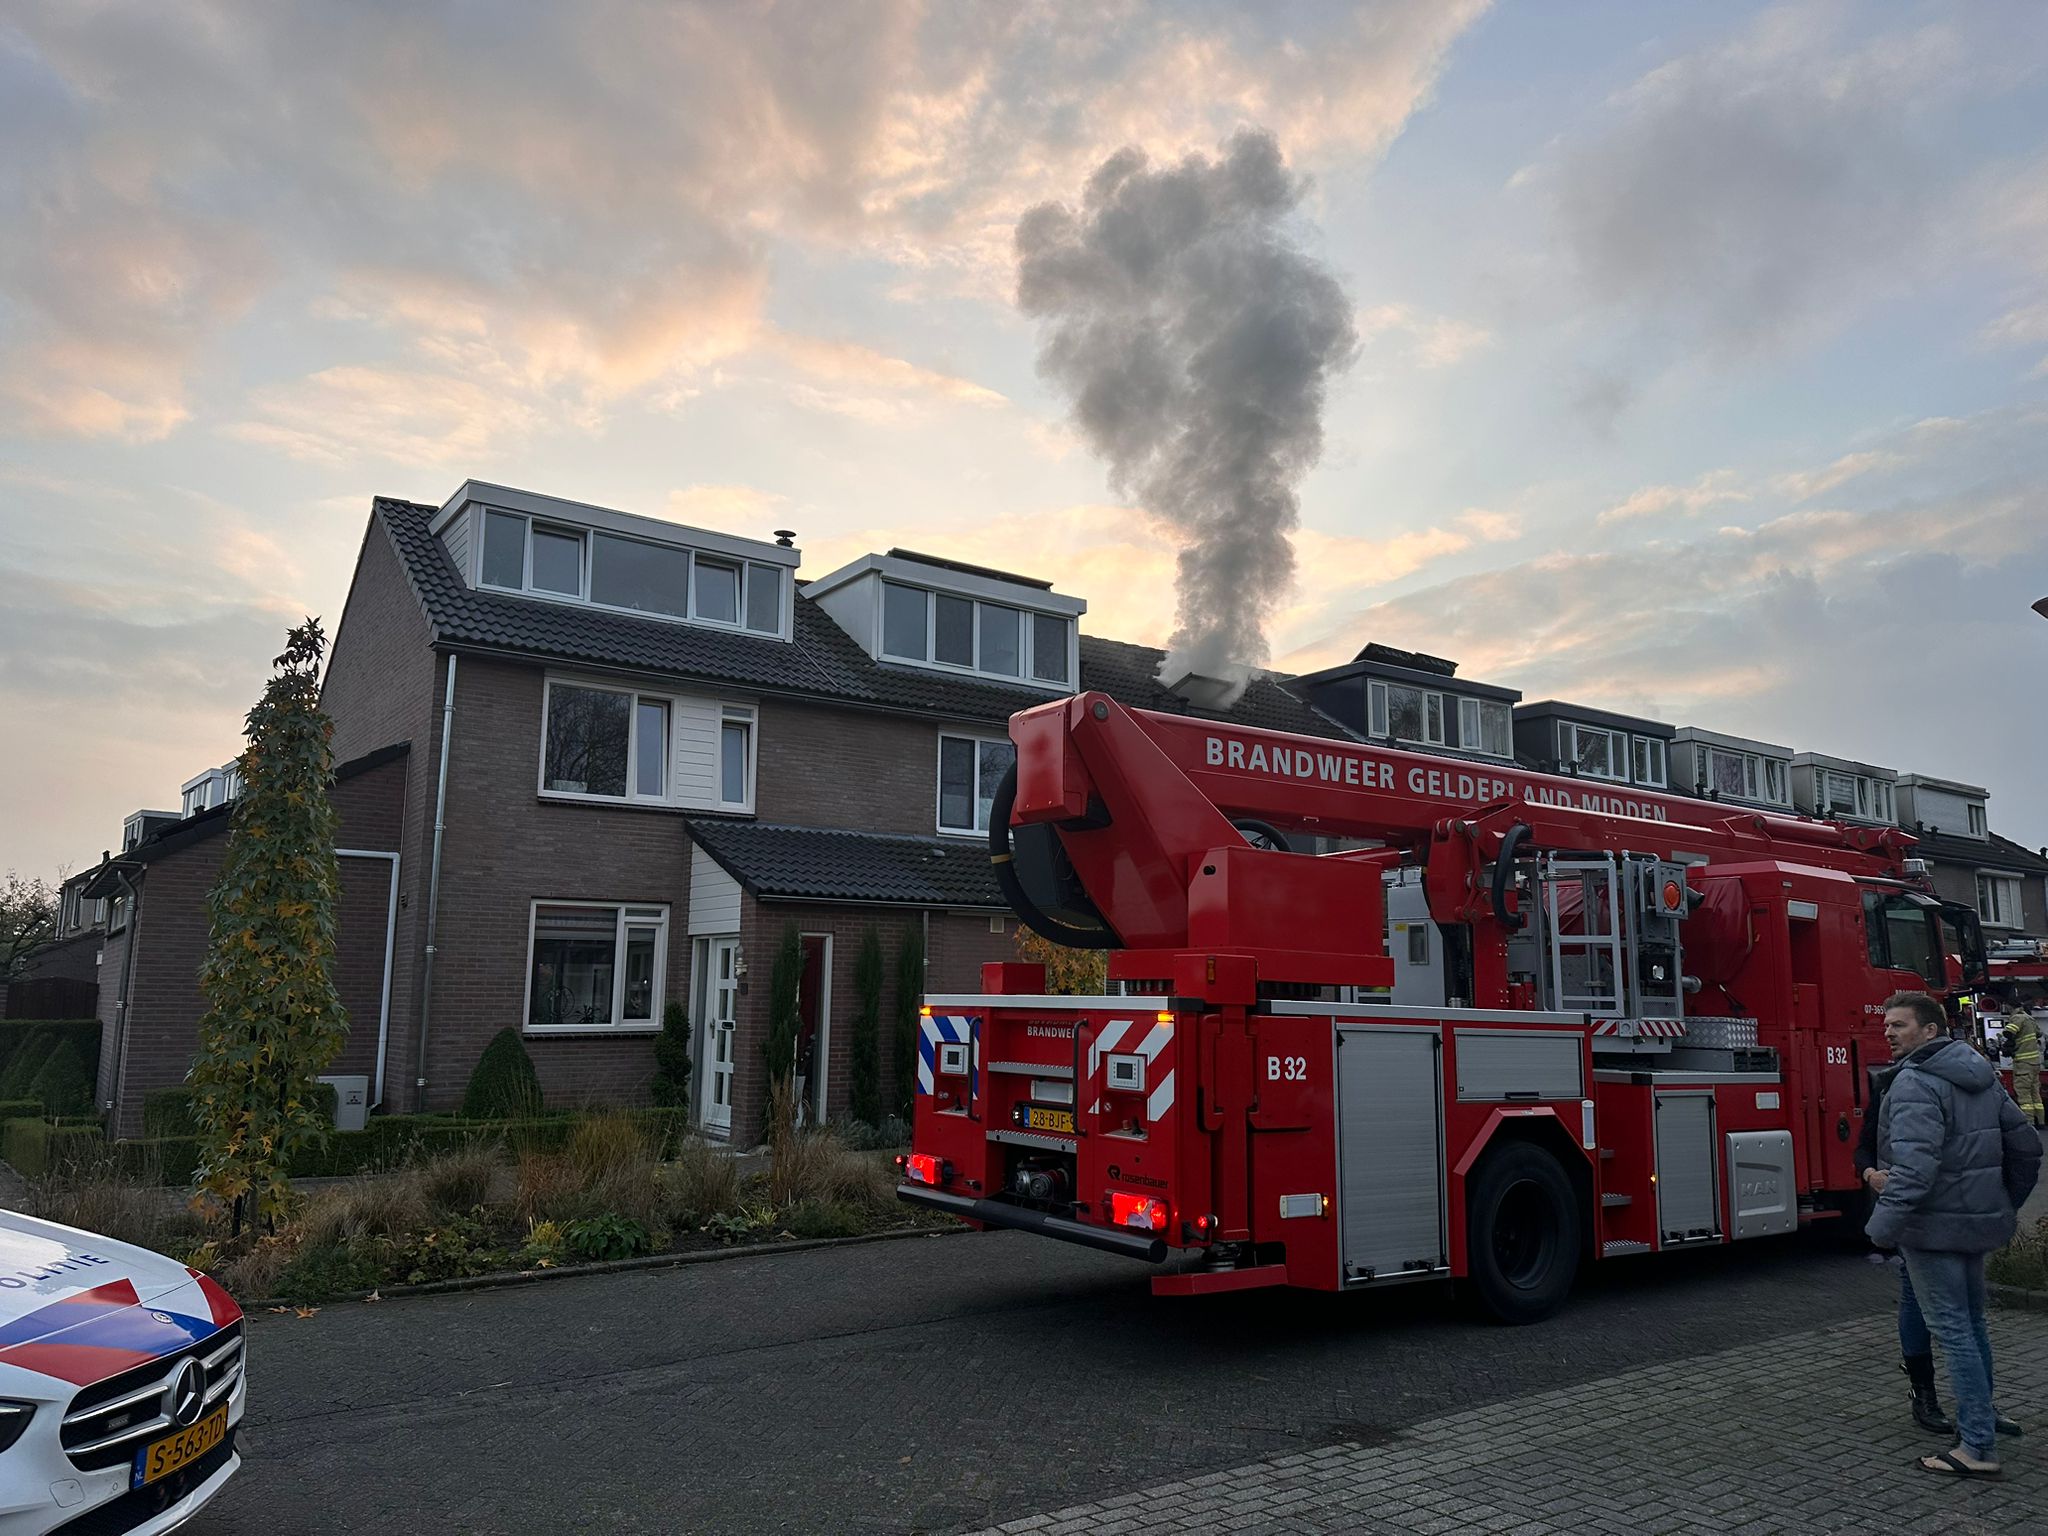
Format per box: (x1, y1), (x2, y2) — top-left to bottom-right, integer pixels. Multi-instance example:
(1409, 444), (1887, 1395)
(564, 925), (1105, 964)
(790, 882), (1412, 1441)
(897, 693), (1987, 1321)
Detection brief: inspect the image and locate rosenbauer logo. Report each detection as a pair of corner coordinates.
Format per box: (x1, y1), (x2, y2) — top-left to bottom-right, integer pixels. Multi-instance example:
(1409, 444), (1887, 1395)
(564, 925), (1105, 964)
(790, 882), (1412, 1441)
(1201, 734), (1671, 822)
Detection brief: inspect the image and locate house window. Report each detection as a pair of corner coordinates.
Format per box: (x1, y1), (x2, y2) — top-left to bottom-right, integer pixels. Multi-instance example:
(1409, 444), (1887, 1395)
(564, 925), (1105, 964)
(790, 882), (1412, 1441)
(938, 734), (1017, 834)
(1702, 746), (1787, 805)
(880, 581), (1070, 686)
(1369, 681), (1445, 746)
(1561, 723), (1625, 781)
(479, 508), (787, 635)
(526, 902), (668, 1032)
(719, 708), (753, 807)
(1819, 770), (1893, 823)
(1631, 736), (1667, 788)
(544, 683), (635, 797)
(1977, 872), (2025, 929)
(1967, 803), (1987, 837)
(1458, 698), (1511, 758)
(590, 533), (689, 618)
(541, 679), (755, 812)
(530, 525), (585, 596)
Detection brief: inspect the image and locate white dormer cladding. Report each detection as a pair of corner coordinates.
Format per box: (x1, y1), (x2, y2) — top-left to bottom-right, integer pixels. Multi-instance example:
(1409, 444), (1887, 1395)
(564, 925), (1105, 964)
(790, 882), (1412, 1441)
(180, 762), (240, 818)
(431, 481), (798, 641)
(1790, 751), (1896, 826)
(1895, 774), (1990, 838)
(802, 552), (1086, 690)
(1668, 725), (1792, 810)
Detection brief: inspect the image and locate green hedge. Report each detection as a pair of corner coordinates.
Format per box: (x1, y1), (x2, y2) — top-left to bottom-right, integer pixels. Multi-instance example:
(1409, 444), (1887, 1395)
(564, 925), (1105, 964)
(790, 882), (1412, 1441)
(0, 1098), (41, 1122)
(49, 1107), (694, 1187)
(0, 1023), (99, 1111)
(3, 1118), (111, 1178)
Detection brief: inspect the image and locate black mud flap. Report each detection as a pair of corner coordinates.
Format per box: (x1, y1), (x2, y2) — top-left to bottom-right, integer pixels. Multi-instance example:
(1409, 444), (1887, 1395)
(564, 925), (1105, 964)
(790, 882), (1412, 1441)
(897, 1184), (1167, 1262)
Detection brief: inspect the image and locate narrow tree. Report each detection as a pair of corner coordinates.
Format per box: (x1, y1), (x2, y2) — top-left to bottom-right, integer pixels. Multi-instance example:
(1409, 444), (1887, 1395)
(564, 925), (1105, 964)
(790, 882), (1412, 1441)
(0, 872), (57, 982)
(191, 620), (349, 1230)
(849, 927), (884, 1125)
(890, 926), (926, 1120)
(762, 923), (803, 1134)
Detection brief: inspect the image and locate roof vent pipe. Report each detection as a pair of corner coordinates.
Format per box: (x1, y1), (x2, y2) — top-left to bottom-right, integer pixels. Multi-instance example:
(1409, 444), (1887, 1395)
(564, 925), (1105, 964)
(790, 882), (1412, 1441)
(774, 529), (796, 548)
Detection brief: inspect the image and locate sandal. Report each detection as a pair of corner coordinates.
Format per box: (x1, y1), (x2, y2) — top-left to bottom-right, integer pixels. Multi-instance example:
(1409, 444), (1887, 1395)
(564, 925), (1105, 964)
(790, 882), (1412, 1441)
(1919, 1449), (2000, 1477)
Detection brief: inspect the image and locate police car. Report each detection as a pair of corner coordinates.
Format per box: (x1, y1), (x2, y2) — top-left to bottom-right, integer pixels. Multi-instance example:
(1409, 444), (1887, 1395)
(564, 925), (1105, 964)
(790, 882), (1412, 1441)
(0, 1210), (243, 1533)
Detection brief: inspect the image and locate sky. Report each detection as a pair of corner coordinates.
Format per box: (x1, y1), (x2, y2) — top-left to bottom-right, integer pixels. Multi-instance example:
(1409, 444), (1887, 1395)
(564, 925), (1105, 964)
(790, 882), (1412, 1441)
(3, 0), (2046, 882)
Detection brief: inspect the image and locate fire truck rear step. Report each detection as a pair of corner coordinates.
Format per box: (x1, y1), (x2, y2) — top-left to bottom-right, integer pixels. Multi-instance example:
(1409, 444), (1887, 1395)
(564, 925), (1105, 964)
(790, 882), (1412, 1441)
(1602, 1240), (1654, 1258)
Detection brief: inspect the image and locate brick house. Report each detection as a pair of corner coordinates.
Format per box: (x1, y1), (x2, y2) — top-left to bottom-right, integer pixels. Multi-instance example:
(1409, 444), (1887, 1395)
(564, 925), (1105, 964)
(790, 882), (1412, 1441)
(293, 481), (1350, 1146)
(78, 745), (408, 1135)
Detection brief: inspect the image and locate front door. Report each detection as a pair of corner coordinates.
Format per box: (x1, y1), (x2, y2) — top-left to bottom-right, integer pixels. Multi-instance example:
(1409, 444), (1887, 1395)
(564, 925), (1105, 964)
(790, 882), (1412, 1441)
(798, 934), (831, 1125)
(703, 937), (738, 1134)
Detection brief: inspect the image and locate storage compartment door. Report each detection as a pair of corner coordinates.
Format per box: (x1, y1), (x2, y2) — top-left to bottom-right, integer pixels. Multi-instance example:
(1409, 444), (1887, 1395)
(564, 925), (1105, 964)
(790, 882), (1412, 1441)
(1336, 1027), (1446, 1282)
(1653, 1091), (1720, 1245)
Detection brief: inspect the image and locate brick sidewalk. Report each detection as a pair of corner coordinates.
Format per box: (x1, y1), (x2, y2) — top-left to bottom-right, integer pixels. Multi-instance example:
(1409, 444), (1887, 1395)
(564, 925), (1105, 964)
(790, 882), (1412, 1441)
(968, 1306), (2044, 1535)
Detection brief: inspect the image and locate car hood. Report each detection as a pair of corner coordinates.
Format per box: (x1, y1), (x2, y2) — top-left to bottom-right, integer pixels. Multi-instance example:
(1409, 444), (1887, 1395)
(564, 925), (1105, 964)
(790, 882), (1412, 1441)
(0, 1209), (241, 1388)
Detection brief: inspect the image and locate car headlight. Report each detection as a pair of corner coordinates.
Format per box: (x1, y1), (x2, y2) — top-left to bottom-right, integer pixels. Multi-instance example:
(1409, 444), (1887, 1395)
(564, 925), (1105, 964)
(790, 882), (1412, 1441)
(0, 1401), (33, 1454)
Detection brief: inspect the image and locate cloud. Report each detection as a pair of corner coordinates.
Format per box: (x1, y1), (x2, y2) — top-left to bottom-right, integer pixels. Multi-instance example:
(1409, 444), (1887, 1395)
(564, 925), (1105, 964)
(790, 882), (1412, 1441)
(1526, 6), (2003, 366)
(224, 366), (547, 468)
(1598, 469), (1750, 526)
(1355, 304), (1492, 369)
(3, 1), (1490, 440)
(1270, 408), (2048, 845)
(668, 484), (791, 533)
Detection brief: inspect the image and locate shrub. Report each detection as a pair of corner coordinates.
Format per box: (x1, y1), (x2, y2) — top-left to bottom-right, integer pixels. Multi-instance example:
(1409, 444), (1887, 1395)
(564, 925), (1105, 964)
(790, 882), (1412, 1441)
(211, 1236), (297, 1303)
(651, 1000), (692, 1111)
(462, 1029), (545, 1121)
(3, 1119), (107, 1179)
(391, 1210), (504, 1286)
(23, 1163), (204, 1255)
(28, 1041), (92, 1118)
(144, 1087), (199, 1138)
(294, 1174), (431, 1252)
(517, 1220), (567, 1269)
(891, 928), (925, 1120)
(0, 1098), (41, 1123)
(561, 1212), (653, 1263)
(782, 1200), (868, 1241)
(414, 1143), (505, 1216)
(850, 928), (884, 1126)
(836, 1115), (912, 1153)
(662, 1138), (742, 1227)
(0, 1033), (58, 1103)
(273, 1242), (387, 1305)
(768, 1126), (894, 1212)
(0, 1022), (100, 1090)
(762, 925), (802, 1129)
(567, 1113), (662, 1225)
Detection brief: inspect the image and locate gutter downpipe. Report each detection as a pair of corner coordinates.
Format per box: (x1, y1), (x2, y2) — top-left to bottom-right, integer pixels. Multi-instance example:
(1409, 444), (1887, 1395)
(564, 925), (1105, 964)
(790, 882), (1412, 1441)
(107, 867), (143, 1131)
(415, 654), (457, 1113)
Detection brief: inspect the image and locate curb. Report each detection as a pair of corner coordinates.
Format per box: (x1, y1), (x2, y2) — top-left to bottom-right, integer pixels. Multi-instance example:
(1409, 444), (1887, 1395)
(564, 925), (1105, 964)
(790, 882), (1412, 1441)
(1988, 1282), (2048, 1310)
(244, 1219), (969, 1311)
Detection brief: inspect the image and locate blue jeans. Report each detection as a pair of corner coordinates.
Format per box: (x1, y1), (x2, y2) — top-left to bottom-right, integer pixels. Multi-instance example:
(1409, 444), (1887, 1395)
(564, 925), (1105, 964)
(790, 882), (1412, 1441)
(1897, 1262), (1930, 1358)
(1900, 1248), (1996, 1457)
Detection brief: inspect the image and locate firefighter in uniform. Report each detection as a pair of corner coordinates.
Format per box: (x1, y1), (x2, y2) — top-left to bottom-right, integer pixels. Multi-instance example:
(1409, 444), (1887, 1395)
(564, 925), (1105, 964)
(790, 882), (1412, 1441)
(2010, 1001), (2043, 1128)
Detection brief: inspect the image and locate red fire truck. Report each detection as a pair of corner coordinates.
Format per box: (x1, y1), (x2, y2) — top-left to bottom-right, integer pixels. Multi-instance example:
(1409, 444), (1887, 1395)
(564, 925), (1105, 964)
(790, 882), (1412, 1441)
(897, 692), (1989, 1321)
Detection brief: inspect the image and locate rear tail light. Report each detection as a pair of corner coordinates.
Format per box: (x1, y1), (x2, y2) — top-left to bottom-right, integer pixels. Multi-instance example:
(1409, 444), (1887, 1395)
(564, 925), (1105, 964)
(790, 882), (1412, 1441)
(903, 1152), (951, 1186)
(1108, 1192), (1171, 1232)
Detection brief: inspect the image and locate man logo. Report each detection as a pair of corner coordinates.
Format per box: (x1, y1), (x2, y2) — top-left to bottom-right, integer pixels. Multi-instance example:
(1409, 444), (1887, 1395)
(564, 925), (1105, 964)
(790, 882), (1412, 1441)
(164, 1358), (207, 1428)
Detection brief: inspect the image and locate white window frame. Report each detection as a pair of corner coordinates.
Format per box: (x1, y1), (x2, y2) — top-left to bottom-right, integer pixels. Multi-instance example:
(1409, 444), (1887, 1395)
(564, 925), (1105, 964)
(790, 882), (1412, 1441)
(1368, 680), (1446, 747)
(539, 676), (757, 814)
(1819, 769), (1893, 824)
(1967, 803), (1987, 837)
(1457, 698), (1512, 760)
(1976, 871), (2025, 930)
(477, 509), (790, 639)
(936, 732), (1016, 836)
(522, 900), (669, 1035)
(878, 580), (1073, 689)
(718, 706), (756, 809)
(1560, 722), (1627, 781)
(1631, 735), (1667, 789)
(1701, 746), (1790, 807)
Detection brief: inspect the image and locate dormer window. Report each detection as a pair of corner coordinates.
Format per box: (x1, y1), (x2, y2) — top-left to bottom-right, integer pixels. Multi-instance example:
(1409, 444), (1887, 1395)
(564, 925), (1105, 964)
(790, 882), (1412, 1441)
(1968, 803), (1986, 836)
(479, 505), (786, 635)
(880, 581), (1070, 685)
(1817, 770), (1894, 824)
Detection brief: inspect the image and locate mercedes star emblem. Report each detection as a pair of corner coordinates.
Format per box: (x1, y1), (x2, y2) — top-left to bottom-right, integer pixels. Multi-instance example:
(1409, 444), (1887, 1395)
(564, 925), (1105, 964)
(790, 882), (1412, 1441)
(164, 1358), (207, 1428)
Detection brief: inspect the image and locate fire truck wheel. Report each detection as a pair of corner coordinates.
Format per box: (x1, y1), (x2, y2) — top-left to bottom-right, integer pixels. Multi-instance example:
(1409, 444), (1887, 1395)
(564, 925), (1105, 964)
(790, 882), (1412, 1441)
(1465, 1142), (1581, 1325)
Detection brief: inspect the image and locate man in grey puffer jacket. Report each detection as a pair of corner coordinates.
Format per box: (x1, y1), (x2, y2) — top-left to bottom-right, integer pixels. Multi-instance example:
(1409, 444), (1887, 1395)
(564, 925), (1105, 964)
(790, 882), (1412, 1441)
(1867, 991), (2043, 1477)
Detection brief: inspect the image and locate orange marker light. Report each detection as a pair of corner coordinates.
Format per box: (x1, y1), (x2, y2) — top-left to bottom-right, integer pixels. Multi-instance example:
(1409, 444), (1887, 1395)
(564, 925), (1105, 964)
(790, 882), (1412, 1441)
(1155, 1012), (1175, 1025)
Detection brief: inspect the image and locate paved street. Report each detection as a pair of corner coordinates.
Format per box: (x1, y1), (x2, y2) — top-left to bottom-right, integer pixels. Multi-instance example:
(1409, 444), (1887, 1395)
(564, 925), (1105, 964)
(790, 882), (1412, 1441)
(179, 1221), (2032, 1535)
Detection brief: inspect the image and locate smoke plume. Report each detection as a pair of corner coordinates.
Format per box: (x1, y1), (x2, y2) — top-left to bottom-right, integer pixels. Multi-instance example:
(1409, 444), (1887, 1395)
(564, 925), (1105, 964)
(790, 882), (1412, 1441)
(1015, 129), (1356, 701)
